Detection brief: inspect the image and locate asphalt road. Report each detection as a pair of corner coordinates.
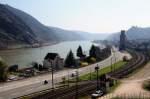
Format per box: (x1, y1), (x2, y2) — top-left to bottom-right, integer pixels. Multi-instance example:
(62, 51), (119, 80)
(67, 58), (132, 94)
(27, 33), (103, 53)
(0, 48), (131, 99)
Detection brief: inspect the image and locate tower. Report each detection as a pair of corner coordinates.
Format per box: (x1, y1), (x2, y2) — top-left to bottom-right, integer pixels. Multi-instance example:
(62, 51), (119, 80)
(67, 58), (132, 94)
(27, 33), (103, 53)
(119, 30), (126, 51)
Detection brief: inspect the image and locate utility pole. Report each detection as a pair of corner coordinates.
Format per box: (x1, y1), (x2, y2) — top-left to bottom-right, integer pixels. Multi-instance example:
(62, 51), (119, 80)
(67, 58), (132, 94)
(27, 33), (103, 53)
(90, 67), (92, 80)
(113, 53), (117, 73)
(51, 61), (54, 99)
(75, 70), (79, 99)
(95, 64), (99, 90)
(111, 57), (113, 73)
(68, 69), (70, 87)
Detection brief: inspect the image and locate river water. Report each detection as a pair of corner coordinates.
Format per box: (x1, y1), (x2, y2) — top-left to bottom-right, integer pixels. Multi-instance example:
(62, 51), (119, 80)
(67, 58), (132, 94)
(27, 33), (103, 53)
(0, 41), (100, 68)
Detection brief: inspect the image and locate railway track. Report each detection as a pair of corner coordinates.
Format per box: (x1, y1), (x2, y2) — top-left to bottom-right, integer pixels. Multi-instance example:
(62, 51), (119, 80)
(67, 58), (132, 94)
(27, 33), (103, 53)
(19, 50), (148, 99)
(31, 81), (97, 99)
(109, 50), (147, 79)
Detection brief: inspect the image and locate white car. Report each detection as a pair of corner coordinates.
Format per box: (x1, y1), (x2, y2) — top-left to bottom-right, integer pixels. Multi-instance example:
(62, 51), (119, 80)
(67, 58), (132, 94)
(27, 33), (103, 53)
(91, 90), (103, 98)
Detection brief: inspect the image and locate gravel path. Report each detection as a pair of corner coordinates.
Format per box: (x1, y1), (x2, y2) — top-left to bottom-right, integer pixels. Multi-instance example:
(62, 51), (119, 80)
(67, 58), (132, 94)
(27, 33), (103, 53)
(100, 61), (150, 99)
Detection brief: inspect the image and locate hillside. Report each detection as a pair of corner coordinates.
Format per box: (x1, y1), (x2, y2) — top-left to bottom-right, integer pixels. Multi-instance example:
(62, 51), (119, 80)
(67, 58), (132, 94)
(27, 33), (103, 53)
(0, 4), (111, 49)
(0, 4), (40, 48)
(107, 26), (150, 41)
(47, 27), (86, 41)
(0, 4), (86, 49)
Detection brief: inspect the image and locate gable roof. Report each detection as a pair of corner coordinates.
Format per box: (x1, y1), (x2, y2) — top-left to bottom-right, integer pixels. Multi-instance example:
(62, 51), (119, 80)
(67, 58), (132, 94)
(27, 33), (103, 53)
(44, 53), (59, 60)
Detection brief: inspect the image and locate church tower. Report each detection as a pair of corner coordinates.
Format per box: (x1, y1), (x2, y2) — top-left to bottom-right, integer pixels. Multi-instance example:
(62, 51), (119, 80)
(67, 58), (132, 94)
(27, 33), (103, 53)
(119, 30), (126, 51)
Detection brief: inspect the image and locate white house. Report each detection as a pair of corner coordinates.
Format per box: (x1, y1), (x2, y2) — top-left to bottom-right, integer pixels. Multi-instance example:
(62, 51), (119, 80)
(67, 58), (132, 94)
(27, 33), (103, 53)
(43, 53), (64, 70)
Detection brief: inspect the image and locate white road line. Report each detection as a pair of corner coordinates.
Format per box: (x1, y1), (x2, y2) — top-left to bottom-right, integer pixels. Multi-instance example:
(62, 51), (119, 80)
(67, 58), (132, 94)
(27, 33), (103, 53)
(0, 50), (130, 96)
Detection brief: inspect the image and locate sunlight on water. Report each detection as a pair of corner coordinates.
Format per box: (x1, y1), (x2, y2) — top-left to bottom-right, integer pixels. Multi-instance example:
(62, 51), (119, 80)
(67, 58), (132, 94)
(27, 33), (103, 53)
(0, 41), (99, 68)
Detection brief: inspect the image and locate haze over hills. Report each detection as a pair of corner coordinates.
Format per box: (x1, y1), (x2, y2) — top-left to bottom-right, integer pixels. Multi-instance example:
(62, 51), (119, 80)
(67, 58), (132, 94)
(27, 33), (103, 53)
(1, 3), (150, 49)
(0, 4), (110, 49)
(73, 31), (110, 40)
(107, 26), (150, 42)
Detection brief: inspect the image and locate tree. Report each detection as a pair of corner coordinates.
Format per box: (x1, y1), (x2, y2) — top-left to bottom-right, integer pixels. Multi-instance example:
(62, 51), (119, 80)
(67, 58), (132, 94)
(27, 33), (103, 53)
(65, 50), (76, 68)
(89, 45), (103, 61)
(77, 45), (84, 58)
(38, 64), (43, 71)
(33, 62), (39, 69)
(89, 45), (97, 58)
(0, 60), (8, 82)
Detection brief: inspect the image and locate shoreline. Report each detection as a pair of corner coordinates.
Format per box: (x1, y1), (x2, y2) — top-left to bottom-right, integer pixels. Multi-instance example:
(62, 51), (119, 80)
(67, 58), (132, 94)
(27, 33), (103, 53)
(0, 41), (60, 51)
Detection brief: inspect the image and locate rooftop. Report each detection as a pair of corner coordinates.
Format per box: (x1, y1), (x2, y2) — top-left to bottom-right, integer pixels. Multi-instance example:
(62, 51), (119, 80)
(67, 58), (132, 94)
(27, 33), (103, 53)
(44, 53), (59, 60)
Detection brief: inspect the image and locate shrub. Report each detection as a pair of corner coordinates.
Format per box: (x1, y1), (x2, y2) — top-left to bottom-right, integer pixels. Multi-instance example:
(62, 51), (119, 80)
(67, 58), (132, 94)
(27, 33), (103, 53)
(143, 80), (150, 91)
(80, 62), (88, 67)
(90, 57), (96, 63)
(0, 60), (8, 82)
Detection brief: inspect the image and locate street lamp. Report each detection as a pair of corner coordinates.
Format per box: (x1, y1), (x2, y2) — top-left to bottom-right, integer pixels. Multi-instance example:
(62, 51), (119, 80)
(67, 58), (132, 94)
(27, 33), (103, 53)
(95, 64), (99, 90)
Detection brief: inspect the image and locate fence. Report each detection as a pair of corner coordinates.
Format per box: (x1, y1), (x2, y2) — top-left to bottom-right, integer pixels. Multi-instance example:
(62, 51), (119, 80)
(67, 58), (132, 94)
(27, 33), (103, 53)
(99, 92), (150, 99)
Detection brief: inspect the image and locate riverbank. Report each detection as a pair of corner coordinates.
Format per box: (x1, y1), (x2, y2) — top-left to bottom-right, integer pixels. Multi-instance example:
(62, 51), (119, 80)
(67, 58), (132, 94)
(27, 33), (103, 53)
(0, 49), (128, 99)
(0, 41), (95, 67)
(0, 41), (59, 51)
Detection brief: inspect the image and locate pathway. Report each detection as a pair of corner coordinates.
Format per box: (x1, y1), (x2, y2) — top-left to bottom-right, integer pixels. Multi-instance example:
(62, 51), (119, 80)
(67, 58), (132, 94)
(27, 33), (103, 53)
(100, 61), (150, 99)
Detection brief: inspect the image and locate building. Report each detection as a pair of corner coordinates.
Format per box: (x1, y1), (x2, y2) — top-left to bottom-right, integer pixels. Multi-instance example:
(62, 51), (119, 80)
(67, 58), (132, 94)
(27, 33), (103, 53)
(43, 53), (64, 70)
(119, 30), (127, 51)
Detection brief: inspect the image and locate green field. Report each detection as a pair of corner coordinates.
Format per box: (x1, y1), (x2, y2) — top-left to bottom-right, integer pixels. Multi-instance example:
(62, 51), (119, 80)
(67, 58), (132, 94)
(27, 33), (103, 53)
(79, 61), (127, 81)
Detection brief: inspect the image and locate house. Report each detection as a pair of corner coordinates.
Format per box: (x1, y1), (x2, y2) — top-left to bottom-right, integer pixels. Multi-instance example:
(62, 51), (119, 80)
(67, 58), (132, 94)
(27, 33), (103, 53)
(8, 65), (18, 72)
(43, 53), (64, 70)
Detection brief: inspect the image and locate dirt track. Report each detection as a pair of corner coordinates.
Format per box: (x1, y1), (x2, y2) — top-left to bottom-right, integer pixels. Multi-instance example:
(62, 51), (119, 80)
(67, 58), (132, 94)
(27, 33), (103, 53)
(114, 62), (150, 95)
(100, 62), (150, 99)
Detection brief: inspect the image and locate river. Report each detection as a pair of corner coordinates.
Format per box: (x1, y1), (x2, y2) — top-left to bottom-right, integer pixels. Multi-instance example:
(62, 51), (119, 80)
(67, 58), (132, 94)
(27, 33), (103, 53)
(0, 41), (102, 68)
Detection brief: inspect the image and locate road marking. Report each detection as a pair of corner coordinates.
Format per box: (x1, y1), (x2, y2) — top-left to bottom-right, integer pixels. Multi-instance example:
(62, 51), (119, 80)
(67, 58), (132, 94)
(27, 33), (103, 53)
(0, 50), (130, 99)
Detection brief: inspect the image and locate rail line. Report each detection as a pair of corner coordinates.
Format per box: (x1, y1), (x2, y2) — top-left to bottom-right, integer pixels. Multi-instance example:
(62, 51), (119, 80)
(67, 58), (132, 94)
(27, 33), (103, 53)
(109, 50), (147, 79)
(31, 81), (97, 99)
(17, 50), (148, 99)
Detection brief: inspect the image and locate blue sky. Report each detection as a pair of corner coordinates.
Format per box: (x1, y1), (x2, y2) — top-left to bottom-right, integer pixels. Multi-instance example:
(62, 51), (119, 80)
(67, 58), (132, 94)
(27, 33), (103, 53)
(1, 0), (150, 33)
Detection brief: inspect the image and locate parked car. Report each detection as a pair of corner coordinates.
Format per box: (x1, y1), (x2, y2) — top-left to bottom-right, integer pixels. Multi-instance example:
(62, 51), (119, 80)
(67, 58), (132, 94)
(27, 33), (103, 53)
(91, 90), (104, 99)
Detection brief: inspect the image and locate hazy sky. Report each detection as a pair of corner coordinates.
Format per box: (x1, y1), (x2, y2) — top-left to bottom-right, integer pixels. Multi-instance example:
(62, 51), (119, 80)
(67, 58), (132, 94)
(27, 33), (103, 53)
(1, 0), (150, 33)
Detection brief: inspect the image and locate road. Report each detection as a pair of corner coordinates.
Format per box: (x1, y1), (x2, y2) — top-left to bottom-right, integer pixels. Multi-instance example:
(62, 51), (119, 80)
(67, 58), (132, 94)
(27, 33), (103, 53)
(0, 49), (131, 99)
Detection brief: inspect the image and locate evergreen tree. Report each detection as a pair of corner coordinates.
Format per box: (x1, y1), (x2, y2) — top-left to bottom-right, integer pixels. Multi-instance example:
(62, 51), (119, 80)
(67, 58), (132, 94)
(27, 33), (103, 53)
(65, 50), (76, 68)
(0, 60), (8, 82)
(89, 45), (96, 58)
(33, 62), (39, 69)
(77, 45), (84, 58)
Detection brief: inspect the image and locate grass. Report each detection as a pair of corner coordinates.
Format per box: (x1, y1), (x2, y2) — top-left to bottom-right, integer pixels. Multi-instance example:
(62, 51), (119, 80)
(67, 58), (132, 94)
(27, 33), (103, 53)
(109, 80), (121, 93)
(142, 80), (150, 91)
(19, 61), (126, 99)
(79, 61), (127, 81)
